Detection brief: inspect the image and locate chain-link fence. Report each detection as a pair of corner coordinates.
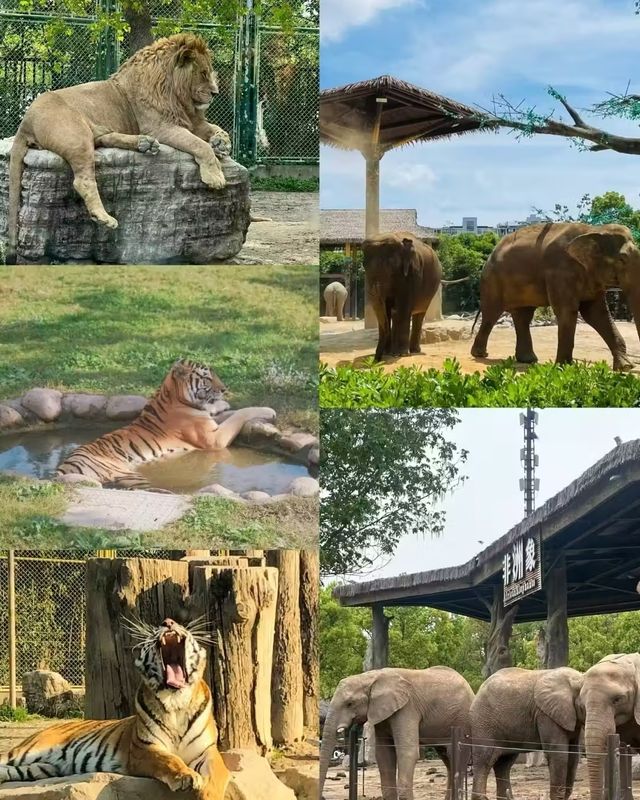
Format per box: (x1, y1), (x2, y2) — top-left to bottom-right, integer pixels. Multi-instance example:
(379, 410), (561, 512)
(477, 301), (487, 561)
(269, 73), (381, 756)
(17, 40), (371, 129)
(0, 550), (180, 688)
(0, 2), (318, 166)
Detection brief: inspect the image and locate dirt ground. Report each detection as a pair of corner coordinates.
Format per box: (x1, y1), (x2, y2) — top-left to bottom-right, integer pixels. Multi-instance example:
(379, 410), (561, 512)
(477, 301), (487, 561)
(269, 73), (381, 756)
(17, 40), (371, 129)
(322, 757), (634, 800)
(234, 191), (319, 265)
(319, 318), (640, 373)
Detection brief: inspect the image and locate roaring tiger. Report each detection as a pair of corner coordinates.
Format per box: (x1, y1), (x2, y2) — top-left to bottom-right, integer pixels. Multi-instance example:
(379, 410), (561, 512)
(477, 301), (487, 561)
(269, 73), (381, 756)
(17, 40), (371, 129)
(56, 358), (276, 491)
(0, 618), (230, 800)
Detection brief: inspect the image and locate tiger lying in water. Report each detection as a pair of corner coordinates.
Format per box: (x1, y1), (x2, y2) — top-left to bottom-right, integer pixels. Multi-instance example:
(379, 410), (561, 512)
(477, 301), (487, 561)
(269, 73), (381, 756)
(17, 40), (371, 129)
(56, 358), (276, 491)
(0, 618), (229, 800)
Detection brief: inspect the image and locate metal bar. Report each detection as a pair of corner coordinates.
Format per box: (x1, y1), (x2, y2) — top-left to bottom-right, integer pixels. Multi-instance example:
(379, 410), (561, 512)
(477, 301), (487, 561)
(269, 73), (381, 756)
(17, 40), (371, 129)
(8, 550), (17, 709)
(606, 733), (620, 800)
(348, 726), (360, 800)
(620, 744), (633, 800)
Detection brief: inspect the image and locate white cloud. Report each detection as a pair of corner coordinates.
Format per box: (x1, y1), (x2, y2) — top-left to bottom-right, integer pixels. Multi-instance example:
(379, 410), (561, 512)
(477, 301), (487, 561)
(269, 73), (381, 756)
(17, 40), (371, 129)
(321, 0), (418, 44)
(382, 161), (437, 189)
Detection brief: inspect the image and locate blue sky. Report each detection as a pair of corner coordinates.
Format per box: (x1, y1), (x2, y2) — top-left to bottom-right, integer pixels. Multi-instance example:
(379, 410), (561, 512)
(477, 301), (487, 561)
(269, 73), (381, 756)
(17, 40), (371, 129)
(320, 0), (640, 227)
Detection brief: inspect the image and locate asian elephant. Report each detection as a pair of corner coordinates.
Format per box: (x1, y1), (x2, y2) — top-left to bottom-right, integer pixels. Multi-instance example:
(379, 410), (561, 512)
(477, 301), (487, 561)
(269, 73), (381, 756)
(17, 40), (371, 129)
(324, 280), (348, 320)
(319, 666), (474, 800)
(471, 667), (583, 800)
(364, 232), (466, 362)
(471, 222), (640, 370)
(579, 653), (640, 800)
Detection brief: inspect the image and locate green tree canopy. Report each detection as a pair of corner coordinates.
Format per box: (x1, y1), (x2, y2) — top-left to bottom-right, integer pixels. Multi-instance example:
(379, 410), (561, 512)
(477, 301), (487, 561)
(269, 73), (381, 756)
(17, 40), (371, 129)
(320, 409), (467, 576)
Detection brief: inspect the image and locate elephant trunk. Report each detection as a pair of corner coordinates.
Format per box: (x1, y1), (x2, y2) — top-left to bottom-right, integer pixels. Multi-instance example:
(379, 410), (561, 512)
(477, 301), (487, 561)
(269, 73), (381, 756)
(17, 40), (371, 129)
(584, 706), (615, 800)
(319, 706), (346, 798)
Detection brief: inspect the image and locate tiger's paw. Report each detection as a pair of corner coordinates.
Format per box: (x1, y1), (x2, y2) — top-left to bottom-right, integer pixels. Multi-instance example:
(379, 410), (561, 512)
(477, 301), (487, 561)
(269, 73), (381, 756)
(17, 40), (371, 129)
(170, 769), (205, 792)
(0, 765), (11, 783)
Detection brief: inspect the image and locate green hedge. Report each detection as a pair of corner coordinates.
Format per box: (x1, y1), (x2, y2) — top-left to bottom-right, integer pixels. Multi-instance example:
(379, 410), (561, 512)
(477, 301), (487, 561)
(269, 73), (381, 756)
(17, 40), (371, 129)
(319, 359), (640, 408)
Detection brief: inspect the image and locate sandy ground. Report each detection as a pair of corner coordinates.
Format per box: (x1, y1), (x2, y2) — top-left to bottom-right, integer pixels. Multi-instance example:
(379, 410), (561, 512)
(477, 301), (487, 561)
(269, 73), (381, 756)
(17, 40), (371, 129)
(322, 758), (633, 800)
(234, 191), (319, 265)
(319, 318), (640, 373)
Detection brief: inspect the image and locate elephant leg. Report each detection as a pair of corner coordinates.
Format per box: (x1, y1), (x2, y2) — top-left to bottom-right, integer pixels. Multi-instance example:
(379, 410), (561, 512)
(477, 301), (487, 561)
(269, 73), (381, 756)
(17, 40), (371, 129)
(409, 311), (426, 354)
(493, 753), (517, 800)
(547, 751), (570, 800)
(550, 302), (579, 364)
(375, 722), (398, 800)
(435, 747), (452, 800)
(511, 306), (538, 363)
(337, 296), (345, 322)
(471, 304), (501, 358)
(391, 309), (412, 356)
(471, 746), (497, 800)
(390, 717), (419, 800)
(371, 296), (391, 361)
(564, 747), (580, 800)
(579, 296), (633, 371)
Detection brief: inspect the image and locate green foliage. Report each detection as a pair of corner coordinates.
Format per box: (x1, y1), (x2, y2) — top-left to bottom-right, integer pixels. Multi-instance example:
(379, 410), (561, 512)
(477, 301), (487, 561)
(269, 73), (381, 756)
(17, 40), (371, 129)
(437, 232), (498, 312)
(250, 175), (319, 193)
(539, 191), (640, 245)
(320, 409), (466, 575)
(319, 359), (640, 409)
(319, 585), (369, 698)
(319, 249), (363, 277)
(0, 705), (41, 722)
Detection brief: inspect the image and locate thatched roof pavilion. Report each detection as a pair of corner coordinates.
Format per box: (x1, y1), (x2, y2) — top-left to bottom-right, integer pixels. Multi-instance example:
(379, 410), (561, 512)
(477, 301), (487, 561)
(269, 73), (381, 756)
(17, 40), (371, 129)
(334, 439), (640, 671)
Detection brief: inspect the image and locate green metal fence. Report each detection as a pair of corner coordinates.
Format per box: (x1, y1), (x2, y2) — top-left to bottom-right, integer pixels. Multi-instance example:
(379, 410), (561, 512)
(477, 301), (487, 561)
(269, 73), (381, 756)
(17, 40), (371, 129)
(0, 2), (318, 167)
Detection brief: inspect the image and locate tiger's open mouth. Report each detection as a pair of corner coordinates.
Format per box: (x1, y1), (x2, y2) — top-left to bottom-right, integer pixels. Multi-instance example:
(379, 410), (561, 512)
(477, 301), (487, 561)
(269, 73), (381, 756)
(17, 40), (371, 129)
(160, 631), (187, 690)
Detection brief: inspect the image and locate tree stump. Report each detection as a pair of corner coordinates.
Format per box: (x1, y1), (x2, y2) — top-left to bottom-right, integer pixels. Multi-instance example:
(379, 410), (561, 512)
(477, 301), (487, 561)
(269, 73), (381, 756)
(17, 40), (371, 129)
(267, 550), (304, 744)
(0, 138), (251, 264)
(299, 549), (319, 733)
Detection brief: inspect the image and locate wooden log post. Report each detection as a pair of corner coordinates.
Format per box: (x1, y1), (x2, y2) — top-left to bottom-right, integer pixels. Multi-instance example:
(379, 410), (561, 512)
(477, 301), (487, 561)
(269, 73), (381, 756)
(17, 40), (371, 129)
(371, 603), (390, 669)
(450, 726), (465, 800)
(363, 152), (381, 330)
(190, 563), (279, 752)
(545, 553), (569, 668)
(299, 549), (319, 734)
(267, 550), (304, 745)
(605, 733), (620, 800)
(483, 587), (518, 678)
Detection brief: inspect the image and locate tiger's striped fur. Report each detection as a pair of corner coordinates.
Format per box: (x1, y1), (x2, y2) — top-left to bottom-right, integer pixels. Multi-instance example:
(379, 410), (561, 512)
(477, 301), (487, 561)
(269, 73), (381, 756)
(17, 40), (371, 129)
(55, 358), (276, 491)
(0, 619), (229, 800)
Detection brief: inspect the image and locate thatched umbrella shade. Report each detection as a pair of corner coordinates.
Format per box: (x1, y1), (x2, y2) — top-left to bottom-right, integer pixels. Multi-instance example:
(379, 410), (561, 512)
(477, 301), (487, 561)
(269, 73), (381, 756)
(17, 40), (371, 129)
(320, 75), (489, 237)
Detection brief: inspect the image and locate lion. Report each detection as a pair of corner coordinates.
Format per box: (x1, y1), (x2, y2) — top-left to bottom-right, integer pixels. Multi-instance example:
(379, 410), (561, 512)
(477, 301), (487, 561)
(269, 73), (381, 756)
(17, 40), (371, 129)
(7, 33), (231, 264)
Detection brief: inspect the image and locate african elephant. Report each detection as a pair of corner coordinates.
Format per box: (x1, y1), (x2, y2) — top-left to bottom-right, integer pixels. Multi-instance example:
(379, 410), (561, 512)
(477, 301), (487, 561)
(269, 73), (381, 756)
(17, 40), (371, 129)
(363, 232), (439, 361)
(471, 667), (583, 800)
(471, 222), (640, 370)
(319, 666), (474, 800)
(324, 281), (348, 320)
(579, 653), (640, 800)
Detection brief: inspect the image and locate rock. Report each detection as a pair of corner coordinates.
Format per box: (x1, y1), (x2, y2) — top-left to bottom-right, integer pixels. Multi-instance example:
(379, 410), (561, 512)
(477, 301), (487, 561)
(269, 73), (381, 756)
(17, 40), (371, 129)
(286, 476), (319, 497)
(0, 773), (199, 799)
(198, 483), (238, 498)
(56, 474), (102, 488)
(276, 765), (319, 800)
(22, 670), (83, 717)
(62, 393), (107, 419)
(308, 447), (319, 467)
(0, 139), (251, 264)
(242, 419), (281, 440)
(242, 491), (272, 503)
(105, 395), (147, 420)
(21, 388), (62, 422)
(420, 325), (465, 344)
(0, 404), (23, 430)
(222, 750), (296, 800)
(278, 432), (319, 453)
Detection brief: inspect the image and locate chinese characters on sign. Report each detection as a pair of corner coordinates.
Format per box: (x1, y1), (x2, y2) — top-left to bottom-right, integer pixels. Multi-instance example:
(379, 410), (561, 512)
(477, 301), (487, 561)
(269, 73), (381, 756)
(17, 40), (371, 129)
(502, 531), (542, 606)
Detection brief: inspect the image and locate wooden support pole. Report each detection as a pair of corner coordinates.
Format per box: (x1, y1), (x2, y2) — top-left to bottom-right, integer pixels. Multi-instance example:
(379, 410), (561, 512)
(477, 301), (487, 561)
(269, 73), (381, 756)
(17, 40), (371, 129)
(483, 586), (517, 677)
(371, 603), (390, 669)
(348, 725), (360, 800)
(299, 549), (319, 733)
(8, 550), (16, 709)
(363, 153), (381, 330)
(620, 743), (633, 800)
(605, 733), (620, 800)
(545, 553), (569, 667)
(451, 726), (465, 800)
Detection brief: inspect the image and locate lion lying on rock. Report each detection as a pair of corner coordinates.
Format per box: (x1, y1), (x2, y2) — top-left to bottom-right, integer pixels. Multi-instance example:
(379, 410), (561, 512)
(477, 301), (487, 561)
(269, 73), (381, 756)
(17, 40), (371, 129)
(7, 33), (231, 264)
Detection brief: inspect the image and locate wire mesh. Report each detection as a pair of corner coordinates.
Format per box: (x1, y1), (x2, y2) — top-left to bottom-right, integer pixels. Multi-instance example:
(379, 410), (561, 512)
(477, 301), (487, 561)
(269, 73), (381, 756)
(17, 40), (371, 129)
(0, 3), (319, 164)
(0, 549), (184, 688)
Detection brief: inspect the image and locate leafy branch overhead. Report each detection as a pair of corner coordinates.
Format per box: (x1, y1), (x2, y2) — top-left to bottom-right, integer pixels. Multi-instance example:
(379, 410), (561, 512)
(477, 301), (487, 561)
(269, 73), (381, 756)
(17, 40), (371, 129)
(320, 409), (467, 576)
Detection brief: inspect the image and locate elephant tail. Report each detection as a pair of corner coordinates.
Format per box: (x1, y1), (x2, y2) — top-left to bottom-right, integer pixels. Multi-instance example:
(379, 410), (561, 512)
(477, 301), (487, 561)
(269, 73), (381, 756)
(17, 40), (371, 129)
(470, 309), (481, 335)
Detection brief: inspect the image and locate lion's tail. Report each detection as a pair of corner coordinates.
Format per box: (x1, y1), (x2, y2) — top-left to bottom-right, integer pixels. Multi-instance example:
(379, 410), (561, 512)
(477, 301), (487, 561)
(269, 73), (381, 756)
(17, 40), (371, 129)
(6, 131), (28, 265)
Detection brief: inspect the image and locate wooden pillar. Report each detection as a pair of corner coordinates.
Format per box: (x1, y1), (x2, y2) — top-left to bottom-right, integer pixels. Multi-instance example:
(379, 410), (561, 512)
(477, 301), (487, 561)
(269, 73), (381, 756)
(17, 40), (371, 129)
(371, 603), (389, 669)
(266, 550), (304, 745)
(545, 553), (569, 667)
(483, 586), (517, 677)
(299, 549), (319, 733)
(364, 152), (381, 330)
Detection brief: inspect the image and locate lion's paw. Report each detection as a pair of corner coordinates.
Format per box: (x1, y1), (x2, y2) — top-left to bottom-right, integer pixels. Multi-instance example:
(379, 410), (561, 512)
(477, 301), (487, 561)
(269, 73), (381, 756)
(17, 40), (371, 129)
(200, 162), (226, 191)
(138, 135), (160, 155)
(210, 132), (232, 157)
(91, 212), (118, 230)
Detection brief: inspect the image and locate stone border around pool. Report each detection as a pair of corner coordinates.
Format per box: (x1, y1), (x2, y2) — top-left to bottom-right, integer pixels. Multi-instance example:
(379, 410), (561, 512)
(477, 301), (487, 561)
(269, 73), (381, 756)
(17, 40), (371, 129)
(0, 388), (319, 503)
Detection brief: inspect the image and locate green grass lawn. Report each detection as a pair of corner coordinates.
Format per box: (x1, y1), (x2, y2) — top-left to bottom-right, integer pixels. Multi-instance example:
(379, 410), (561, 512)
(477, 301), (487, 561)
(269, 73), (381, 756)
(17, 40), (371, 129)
(0, 265), (317, 430)
(0, 265), (318, 546)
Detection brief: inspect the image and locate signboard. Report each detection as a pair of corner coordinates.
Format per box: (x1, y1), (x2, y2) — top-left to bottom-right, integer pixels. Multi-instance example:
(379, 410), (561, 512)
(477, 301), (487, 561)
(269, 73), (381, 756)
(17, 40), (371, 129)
(502, 531), (542, 607)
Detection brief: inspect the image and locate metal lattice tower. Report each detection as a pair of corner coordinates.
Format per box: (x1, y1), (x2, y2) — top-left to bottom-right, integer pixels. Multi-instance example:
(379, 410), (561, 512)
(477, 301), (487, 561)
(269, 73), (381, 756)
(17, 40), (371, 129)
(519, 409), (540, 516)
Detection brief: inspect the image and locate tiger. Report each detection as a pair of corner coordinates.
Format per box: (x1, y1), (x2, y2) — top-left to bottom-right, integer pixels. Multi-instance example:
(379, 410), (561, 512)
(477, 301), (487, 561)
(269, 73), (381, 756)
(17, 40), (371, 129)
(56, 358), (276, 491)
(0, 618), (230, 800)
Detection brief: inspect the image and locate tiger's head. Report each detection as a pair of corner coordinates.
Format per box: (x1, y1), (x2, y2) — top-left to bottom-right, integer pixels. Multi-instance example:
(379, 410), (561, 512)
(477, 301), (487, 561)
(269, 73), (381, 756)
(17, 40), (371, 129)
(171, 358), (227, 409)
(131, 618), (208, 692)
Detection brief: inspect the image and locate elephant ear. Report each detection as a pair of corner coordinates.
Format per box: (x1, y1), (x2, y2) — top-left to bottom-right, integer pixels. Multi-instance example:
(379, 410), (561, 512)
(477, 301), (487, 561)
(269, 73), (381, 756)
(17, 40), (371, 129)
(535, 668), (582, 732)
(401, 237), (415, 278)
(368, 671), (411, 726)
(566, 230), (628, 271)
(626, 654), (640, 726)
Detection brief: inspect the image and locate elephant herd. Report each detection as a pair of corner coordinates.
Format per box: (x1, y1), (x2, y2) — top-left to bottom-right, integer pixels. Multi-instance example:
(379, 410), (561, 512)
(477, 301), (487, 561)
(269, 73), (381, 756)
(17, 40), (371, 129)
(360, 222), (640, 369)
(320, 653), (640, 800)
